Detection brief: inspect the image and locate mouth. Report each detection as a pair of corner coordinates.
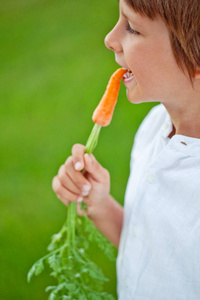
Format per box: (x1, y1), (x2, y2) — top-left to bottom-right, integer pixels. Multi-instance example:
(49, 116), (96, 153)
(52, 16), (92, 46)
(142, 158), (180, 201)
(122, 69), (135, 85)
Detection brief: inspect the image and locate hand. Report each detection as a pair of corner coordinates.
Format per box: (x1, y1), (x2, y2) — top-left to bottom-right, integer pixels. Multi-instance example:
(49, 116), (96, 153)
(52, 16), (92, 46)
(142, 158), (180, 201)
(52, 144), (110, 219)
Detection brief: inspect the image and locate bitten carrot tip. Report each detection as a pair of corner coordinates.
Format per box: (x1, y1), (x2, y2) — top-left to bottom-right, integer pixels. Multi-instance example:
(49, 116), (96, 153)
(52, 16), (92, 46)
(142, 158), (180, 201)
(92, 68), (127, 127)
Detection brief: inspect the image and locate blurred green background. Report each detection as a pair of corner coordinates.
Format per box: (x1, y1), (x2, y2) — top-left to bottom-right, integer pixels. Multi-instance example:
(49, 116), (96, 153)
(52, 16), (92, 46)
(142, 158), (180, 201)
(0, 0), (155, 299)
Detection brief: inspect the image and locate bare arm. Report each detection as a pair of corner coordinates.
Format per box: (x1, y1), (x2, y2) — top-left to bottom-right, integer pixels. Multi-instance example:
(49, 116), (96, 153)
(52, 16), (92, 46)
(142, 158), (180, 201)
(89, 194), (123, 248)
(52, 144), (123, 248)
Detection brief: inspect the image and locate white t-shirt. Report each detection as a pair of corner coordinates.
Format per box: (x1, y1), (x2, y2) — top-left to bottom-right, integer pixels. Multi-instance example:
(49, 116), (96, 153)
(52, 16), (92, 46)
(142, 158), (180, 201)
(117, 104), (200, 300)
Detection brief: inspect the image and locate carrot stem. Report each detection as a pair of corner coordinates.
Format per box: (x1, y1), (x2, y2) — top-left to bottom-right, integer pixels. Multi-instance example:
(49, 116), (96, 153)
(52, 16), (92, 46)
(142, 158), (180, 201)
(67, 204), (72, 256)
(85, 123), (101, 154)
(71, 202), (77, 249)
(67, 69), (124, 272)
(67, 123), (101, 256)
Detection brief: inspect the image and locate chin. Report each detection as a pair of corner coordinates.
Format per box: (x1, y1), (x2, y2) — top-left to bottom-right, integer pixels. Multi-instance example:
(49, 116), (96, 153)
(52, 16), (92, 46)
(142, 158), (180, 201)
(126, 90), (160, 104)
(126, 91), (145, 104)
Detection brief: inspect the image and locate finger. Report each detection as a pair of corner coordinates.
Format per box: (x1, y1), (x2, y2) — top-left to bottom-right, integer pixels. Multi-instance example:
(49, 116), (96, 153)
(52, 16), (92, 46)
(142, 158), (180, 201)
(56, 194), (70, 206)
(58, 164), (81, 195)
(65, 161), (91, 196)
(71, 144), (86, 171)
(52, 176), (82, 204)
(84, 153), (110, 183)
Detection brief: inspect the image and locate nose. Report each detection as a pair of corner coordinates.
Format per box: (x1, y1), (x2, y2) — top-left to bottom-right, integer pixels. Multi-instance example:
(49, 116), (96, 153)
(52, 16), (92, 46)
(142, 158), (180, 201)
(104, 24), (122, 53)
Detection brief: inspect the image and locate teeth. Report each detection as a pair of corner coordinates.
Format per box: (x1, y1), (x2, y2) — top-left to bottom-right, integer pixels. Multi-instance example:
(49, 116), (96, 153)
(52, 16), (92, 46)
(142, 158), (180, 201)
(123, 70), (133, 79)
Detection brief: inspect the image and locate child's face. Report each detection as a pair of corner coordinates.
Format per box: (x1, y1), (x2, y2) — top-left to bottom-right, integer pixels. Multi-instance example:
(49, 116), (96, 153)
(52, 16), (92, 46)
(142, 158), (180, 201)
(105, 0), (190, 104)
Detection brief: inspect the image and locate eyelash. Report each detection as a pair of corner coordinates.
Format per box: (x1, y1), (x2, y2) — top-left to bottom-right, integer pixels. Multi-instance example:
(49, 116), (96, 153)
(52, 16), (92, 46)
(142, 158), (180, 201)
(126, 23), (139, 35)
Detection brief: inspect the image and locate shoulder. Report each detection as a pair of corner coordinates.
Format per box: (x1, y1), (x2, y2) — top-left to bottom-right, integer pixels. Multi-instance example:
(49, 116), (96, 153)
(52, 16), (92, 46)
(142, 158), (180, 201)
(129, 104), (169, 162)
(137, 104), (167, 137)
(134, 104), (167, 143)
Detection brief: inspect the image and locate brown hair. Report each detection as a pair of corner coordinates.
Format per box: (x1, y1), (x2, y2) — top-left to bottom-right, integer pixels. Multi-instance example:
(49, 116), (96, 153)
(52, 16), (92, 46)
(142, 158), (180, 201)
(125, 0), (200, 80)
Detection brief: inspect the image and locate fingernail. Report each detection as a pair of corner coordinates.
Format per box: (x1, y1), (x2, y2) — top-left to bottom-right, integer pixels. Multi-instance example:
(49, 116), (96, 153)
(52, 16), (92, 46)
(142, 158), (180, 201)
(75, 161), (82, 170)
(82, 185), (91, 192)
(82, 191), (89, 196)
(77, 197), (83, 203)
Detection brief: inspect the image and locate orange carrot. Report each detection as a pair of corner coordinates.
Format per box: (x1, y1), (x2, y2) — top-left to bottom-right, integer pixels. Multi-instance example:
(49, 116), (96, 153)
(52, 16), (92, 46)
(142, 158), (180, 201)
(92, 68), (127, 127)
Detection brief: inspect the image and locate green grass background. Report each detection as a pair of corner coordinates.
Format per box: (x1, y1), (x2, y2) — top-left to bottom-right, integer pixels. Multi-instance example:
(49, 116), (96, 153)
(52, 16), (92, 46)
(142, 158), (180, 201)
(0, 0), (155, 299)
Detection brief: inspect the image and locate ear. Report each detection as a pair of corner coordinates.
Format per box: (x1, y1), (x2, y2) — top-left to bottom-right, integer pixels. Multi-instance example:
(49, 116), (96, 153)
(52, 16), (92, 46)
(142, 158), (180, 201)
(194, 68), (200, 79)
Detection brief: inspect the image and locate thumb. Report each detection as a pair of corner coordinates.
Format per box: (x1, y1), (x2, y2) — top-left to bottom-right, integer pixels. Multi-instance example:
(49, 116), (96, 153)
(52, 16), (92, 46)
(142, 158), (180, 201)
(84, 153), (109, 183)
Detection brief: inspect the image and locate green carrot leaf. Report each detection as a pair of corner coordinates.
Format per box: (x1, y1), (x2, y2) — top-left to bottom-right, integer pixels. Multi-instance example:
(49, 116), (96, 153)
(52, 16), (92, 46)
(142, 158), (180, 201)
(45, 286), (56, 293)
(27, 259), (44, 282)
(48, 292), (57, 300)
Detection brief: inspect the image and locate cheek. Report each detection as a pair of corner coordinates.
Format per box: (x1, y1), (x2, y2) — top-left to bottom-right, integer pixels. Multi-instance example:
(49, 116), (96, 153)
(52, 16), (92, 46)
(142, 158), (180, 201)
(128, 55), (156, 89)
(127, 46), (173, 88)
(125, 43), (154, 81)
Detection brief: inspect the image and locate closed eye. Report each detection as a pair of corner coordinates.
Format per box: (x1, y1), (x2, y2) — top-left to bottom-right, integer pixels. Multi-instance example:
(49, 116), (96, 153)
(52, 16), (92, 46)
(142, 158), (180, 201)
(126, 23), (140, 35)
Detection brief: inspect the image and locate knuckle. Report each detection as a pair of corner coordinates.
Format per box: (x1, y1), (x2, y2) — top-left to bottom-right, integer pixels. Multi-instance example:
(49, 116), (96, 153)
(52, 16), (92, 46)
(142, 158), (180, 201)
(62, 198), (70, 206)
(102, 168), (110, 181)
(71, 144), (86, 160)
(58, 164), (64, 174)
(52, 176), (61, 193)
(71, 143), (82, 153)
(104, 168), (110, 179)
(58, 165), (66, 182)
(65, 156), (73, 165)
(93, 160), (104, 173)
(58, 195), (70, 207)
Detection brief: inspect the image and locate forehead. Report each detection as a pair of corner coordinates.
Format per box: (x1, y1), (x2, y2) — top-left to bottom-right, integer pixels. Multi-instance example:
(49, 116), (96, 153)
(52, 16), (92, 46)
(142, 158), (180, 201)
(122, 0), (159, 19)
(119, 0), (158, 23)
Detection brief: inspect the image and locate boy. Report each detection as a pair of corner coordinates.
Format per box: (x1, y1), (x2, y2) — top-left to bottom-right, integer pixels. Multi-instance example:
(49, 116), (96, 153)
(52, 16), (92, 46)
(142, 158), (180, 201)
(52, 0), (200, 298)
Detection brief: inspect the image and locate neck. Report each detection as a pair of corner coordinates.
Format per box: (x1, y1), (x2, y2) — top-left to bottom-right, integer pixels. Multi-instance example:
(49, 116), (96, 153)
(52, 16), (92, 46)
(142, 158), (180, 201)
(163, 91), (200, 139)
